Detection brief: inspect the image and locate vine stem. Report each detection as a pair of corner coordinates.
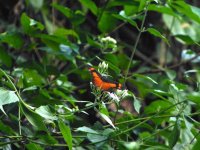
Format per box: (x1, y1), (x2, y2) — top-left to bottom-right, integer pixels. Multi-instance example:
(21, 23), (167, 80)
(0, 68), (23, 135)
(114, 100), (187, 136)
(124, 3), (149, 83)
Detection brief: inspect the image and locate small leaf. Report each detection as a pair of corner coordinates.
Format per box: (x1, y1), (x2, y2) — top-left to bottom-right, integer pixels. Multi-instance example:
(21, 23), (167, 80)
(79, 0), (98, 15)
(35, 105), (57, 120)
(165, 70), (176, 80)
(147, 28), (169, 45)
(99, 112), (116, 129)
(20, 101), (47, 131)
(133, 74), (158, 84)
(168, 121), (180, 148)
(76, 126), (99, 134)
(0, 88), (19, 115)
(58, 120), (72, 150)
(133, 98), (141, 114)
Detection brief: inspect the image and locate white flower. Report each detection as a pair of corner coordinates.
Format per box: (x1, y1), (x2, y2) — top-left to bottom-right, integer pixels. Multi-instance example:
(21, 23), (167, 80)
(107, 92), (120, 103)
(116, 89), (130, 99)
(101, 36), (117, 44)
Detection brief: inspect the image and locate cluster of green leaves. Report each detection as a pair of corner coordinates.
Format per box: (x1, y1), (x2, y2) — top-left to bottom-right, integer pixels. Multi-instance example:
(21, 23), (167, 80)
(0, 0), (200, 149)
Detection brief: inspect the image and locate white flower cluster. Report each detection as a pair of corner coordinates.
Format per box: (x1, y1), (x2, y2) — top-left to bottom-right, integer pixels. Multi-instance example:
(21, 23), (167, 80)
(107, 89), (130, 104)
(99, 36), (117, 54)
(101, 36), (117, 44)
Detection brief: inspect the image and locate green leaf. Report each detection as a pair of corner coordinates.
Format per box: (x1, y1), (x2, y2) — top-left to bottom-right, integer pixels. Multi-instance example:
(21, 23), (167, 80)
(0, 46), (12, 67)
(144, 100), (173, 114)
(79, 0), (98, 15)
(0, 32), (24, 49)
(123, 141), (140, 150)
(35, 105), (57, 120)
(168, 121), (180, 148)
(52, 3), (85, 26)
(99, 112), (116, 129)
(0, 120), (16, 135)
(192, 136), (200, 150)
(54, 28), (79, 41)
(133, 74), (158, 84)
(147, 28), (169, 45)
(113, 10), (138, 28)
(25, 143), (44, 150)
(138, 0), (147, 12)
(98, 11), (118, 33)
(0, 88), (19, 115)
(148, 4), (178, 17)
(165, 69), (176, 80)
(20, 13), (44, 35)
(58, 120), (72, 150)
(20, 101), (47, 131)
(187, 92), (200, 105)
(133, 98), (141, 114)
(87, 133), (107, 147)
(172, 1), (200, 24)
(76, 126), (99, 134)
(29, 0), (43, 10)
(23, 69), (45, 87)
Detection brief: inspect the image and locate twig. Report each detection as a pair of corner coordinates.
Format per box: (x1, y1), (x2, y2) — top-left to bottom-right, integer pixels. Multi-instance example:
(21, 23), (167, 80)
(124, 2), (149, 83)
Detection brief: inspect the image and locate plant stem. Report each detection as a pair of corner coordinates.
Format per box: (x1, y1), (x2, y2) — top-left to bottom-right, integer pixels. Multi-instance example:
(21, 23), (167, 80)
(124, 3), (149, 83)
(114, 100), (187, 136)
(0, 68), (23, 135)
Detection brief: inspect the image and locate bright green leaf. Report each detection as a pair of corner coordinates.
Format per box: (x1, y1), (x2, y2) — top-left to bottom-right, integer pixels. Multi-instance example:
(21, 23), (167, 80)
(58, 120), (72, 150)
(147, 28), (169, 45)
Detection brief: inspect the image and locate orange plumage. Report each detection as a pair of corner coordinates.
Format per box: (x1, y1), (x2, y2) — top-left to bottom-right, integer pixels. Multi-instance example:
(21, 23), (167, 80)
(89, 67), (122, 91)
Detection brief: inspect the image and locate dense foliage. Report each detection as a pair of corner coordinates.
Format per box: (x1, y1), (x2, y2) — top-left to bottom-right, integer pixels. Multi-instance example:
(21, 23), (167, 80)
(0, 0), (200, 149)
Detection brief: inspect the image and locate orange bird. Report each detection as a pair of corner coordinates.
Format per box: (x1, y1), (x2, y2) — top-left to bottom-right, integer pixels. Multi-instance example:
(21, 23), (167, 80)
(89, 67), (122, 91)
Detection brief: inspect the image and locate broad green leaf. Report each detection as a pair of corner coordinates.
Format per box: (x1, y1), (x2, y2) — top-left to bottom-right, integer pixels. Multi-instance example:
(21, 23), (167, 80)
(54, 28), (79, 41)
(23, 69), (45, 87)
(0, 32), (24, 49)
(138, 0), (147, 12)
(76, 126), (99, 134)
(168, 121), (180, 148)
(35, 105), (57, 120)
(0, 88), (19, 115)
(147, 28), (169, 45)
(98, 11), (118, 33)
(58, 120), (72, 150)
(79, 0), (98, 15)
(144, 100), (173, 114)
(20, 101), (47, 131)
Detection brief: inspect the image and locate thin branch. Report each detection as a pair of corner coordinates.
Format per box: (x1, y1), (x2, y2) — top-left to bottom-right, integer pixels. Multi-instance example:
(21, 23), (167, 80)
(124, 2), (149, 83)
